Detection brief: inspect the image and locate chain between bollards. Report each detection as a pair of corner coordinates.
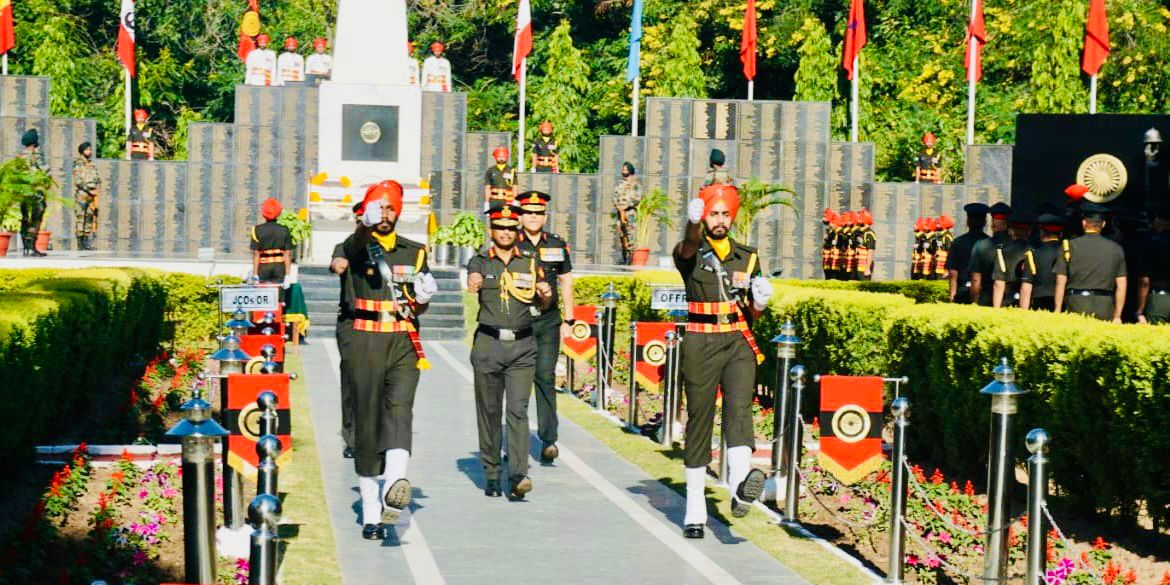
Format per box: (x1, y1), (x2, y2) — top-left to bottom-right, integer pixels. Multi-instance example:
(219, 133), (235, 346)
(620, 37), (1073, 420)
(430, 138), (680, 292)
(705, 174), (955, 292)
(1026, 429), (1050, 585)
(980, 358), (1028, 585)
(887, 397), (910, 585)
(783, 364), (806, 524)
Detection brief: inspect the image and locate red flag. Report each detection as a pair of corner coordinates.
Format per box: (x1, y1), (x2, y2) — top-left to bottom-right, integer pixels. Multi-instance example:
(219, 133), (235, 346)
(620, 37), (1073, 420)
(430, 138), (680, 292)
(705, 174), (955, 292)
(842, 0), (866, 81)
(115, 0), (135, 77)
(740, 0), (757, 81)
(0, 0), (15, 55)
(512, 0), (532, 81)
(1082, 0), (1110, 76)
(966, 0), (986, 82)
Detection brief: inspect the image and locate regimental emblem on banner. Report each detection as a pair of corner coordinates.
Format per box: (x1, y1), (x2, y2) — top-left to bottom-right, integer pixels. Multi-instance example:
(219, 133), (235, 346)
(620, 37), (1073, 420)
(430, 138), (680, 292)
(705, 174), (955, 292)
(817, 375), (884, 485)
(562, 304), (598, 362)
(224, 374), (292, 480)
(633, 322), (675, 391)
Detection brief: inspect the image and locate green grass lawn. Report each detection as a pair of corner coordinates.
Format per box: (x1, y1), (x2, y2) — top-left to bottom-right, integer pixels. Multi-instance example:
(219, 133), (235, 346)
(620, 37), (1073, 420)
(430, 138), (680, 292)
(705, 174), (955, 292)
(277, 351), (343, 585)
(557, 395), (874, 585)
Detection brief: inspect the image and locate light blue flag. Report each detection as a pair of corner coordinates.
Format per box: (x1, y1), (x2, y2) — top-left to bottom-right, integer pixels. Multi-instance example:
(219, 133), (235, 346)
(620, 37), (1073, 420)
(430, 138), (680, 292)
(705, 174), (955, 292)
(626, 0), (643, 82)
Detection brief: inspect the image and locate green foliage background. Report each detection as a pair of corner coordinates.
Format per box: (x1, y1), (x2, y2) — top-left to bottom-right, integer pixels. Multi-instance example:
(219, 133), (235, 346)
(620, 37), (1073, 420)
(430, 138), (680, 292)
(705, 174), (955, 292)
(15, 0), (1170, 179)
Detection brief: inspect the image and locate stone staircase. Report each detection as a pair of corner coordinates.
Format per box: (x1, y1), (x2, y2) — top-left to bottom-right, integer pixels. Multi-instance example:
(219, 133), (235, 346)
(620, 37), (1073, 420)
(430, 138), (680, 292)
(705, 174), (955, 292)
(300, 265), (466, 341)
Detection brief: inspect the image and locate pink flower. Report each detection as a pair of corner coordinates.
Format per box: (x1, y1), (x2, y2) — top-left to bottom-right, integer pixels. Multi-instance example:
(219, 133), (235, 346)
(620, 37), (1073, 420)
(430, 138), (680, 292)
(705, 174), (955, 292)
(938, 531), (952, 544)
(138, 489), (149, 500)
(162, 487), (178, 499)
(926, 555), (941, 569)
(906, 554), (920, 566)
(838, 493), (851, 505)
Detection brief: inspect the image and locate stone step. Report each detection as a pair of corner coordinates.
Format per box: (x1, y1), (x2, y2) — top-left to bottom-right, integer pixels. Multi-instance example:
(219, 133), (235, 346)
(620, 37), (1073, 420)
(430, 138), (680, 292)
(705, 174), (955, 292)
(419, 328), (466, 341)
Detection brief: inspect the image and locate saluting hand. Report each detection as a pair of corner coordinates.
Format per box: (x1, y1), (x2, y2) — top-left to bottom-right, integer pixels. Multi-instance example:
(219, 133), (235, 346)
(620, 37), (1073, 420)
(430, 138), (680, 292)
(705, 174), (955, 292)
(467, 272), (484, 292)
(687, 198), (705, 224)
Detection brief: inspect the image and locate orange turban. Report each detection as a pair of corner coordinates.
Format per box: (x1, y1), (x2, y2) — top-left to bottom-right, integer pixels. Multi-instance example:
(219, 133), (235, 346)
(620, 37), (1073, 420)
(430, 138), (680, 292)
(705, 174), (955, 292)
(357, 180), (404, 216)
(699, 184), (740, 221)
(1064, 184), (1089, 201)
(261, 198), (282, 220)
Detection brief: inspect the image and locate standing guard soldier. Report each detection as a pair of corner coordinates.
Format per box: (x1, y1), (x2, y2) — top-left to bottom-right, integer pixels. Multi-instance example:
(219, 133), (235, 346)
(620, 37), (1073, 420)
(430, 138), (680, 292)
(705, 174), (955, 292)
(933, 215), (954, 279)
(854, 208), (876, 280)
(467, 201), (554, 500)
(515, 191), (575, 463)
(914, 132), (943, 183)
(911, 217), (928, 279)
(245, 33), (278, 86)
(921, 217), (940, 280)
(276, 37), (305, 85)
(821, 209), (838, 279)
(703, 149), (734, 187)
(1137, 205), (1170, 323)
(674, 184), (772, 539)
(421, 41), (453, 92)
(127, 109), (155, 160)
(341, 180), (439, 539)
(531, 121), (560, 173)
(251, 198), (293, 286)
(1019, 213), (1065, 312)
(991, 211), (1033, 308)
(968, 202), (1012, 306)
(829, 213), (847, 280)
(305, 38), (333, 80)
(613, 162), (642, 265)
(1054, 202), (1127, 322)
(946, 203), (989, 302)
(72, 142), (101, 251)
(18, 129), (46, 257)
(406, 42), (421, 86)
(839, 212), (857, 281)
(483, 147), (517, 205)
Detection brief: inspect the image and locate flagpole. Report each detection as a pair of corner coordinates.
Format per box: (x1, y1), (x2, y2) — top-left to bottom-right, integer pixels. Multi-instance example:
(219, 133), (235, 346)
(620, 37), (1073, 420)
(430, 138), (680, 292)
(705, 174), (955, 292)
(124, 68), (132, 158)
(1089, 74), (1098, 114)
(748, 80), (754, 101)
(966, 0), (977, 146)
(850, 55), (859, 143)
(518, 57), (527, 173)
(2, 54), (7, 76)
(631, 76), (640, 137)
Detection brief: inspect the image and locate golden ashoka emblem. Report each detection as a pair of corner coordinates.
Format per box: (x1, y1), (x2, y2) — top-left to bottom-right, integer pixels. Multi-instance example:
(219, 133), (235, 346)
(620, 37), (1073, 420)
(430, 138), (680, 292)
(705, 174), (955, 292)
(238, 403), (262, 442)
(1076, 154), (1127, 203)
(831, 404), (871, 444)
(360, 121), (382, 144)
(643, 340), (667, 366)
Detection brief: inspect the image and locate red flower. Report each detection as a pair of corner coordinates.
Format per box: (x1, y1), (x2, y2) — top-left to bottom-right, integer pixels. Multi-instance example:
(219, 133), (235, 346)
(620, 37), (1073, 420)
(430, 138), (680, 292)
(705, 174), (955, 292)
(930, 468), (944, 484)
(1092, 537), (1110, 551)
(1103, 561), (1120, 585)
(950, 480), (959, 494)
(120, 449), (133, 463)
(1122, 570), (1136, 585)
(964, 480), (975, 497)
(812, 416), (820, 428)
(1081, 551), (1091, 567)
(1158, 571), (1170, 585)
(912, 465), (925, 483)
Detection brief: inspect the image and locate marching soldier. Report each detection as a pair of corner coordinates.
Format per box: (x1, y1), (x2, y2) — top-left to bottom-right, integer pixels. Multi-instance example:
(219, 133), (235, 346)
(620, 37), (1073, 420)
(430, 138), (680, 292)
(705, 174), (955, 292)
(340, 180), (439, 539)
(305, 38), (333, 80)
(483, 146), (517, 205)
(467, 200), (554, 500)
(933, 215), (954, 279)
(1054, 202), (1127, 322)
(821, 209), (838, 279)
(531, 121), (560, 173)
(914, 132), (943, 183)
(72, 142), (101, 251)
(675, 184), (771, 539)
(703, 149), (733, 186)
(854, 208), (876, 280)
(1137, 205), (1170, 324)
(18, 129), (46, 257)
(406, 42), (421, 86)
(1019, 213), (1065, 312)
(968, 202), (1012, 306)
(330, 202), (365, 460)
(991, 211), (1033, 308)
(276, 37), (305, 85)
(946, 203), (989, 302)
(245, 33), (278, 86)
(127, 109), (155, 161)
(251, 198), (293, 286)
(515, 191), (575, 463)
(613, 162), (642, 265)
(422, 41), (453, 92)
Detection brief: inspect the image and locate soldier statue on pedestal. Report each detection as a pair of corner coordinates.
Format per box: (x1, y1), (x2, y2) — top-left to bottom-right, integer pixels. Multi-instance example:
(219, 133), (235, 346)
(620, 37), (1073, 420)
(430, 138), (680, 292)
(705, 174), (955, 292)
(914, 132), (942, 184)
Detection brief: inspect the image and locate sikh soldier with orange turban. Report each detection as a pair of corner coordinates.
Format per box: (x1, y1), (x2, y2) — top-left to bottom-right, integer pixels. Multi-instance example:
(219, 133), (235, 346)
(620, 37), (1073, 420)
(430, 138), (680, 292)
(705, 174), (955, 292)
(854, 209), (876, 280)
(251, 198), (293, 286)
(338, 180), (440, 540)
(674, 184), (771, 539)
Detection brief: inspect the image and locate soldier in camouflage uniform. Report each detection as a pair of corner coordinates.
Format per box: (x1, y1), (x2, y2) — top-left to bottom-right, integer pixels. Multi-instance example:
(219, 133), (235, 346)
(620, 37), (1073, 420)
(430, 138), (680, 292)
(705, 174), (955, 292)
(702, 149), (734, 187)
(18, 129), (46, 257)
(612, 162), (642, 264)
(72, 142), (101, 251)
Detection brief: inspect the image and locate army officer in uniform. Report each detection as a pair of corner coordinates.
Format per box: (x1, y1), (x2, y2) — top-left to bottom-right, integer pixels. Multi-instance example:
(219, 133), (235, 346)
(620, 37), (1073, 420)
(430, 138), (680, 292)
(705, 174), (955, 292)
(1054, 202), (1127, 322)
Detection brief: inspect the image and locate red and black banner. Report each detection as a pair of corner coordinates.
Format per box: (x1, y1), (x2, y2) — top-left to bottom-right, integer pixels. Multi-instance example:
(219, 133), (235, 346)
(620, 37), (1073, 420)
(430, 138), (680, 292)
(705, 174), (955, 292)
(562, 305), (598, 362)
(238, 333), (285, 373)
(224, 373), (292, 479)
(249, 305), (286, 337)
(633, 322), (674, 391)
(817, 375), (884, 485)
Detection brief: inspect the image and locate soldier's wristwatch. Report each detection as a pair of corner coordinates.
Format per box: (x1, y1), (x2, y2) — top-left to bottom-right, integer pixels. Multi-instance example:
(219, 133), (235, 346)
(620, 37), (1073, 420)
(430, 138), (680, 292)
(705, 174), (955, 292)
(563, 319), (576, 325)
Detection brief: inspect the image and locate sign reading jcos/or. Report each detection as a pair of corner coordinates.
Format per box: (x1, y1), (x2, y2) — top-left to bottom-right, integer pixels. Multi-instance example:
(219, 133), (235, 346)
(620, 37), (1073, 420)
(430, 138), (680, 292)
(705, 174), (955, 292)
(220, 286), (281, 312)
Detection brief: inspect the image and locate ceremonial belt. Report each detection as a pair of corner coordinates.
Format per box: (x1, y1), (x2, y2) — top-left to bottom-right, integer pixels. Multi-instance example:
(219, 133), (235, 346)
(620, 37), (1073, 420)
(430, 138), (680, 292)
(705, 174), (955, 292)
(855, 247), (872, 275)
(353, 318), (416, 333)
(258, 249), (285, 264)
(917, 169), (940, 181)
(353, 296), (429, 367)
(476, 324), (533, 341)
(354, 298), (397, 312)
(535, 155), (556, 166)
(684, 301), (764, 364)
(129, 142), (150, 153)
(489, 188), (513, 200)
(1068, 289), (1112, 297)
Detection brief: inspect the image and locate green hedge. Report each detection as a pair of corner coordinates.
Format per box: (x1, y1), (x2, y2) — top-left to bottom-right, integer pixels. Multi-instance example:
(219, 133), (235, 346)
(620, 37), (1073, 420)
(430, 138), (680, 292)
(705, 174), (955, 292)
(0, 269), (237, 468)
(573, 272), (1170, 527)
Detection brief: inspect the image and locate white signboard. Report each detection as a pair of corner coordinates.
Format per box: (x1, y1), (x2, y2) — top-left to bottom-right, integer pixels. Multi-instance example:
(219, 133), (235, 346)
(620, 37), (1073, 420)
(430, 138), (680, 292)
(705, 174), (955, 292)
(220, 286), (281, 312)
(650, 287), (688, 311)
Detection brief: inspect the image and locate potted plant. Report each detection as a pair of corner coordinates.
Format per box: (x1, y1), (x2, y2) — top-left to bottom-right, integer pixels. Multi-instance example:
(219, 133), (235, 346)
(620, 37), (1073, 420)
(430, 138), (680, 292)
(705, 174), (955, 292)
(632, 188), (675, 266)
(276, 208), (313, 261)
(429, 224), (457, 267)
(0, 157), (57, 256)
(0, 207), (19, 255)
(732, 178), (796, 241)
(449, 211), (485, 265)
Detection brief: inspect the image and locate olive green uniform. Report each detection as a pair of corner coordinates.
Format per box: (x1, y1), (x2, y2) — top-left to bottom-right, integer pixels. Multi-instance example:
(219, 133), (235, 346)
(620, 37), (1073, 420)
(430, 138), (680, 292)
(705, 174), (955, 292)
(333, 243), (356, 449)
(1053, 233), (1127, 320)
(467, 248), (545, 482)
(517, 232), (572, 447)
(945, 230), (988, 303)
(1020, 241), (1061, 311)
(19, 150), (45, 253)
(991, 238), (1029, 307)
(532, 136), (558, 173)
(968, 232), (1011, 306)
(1144, 232), (1170, 324)
(250, 221), (293, 283)
(71, 157), (101, 248)
(702, 168), (734, 187)
(340, 232), (429, 477)
(674, 239), (764, 468)
(612, 178), (642, 263)
(127, 125), (153, 160)
(484, 164), (516, 201)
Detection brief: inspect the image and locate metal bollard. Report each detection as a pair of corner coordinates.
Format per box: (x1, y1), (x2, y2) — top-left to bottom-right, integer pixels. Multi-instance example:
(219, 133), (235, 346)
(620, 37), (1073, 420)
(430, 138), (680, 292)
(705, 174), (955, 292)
(226, 309), (255, 338)
(770, 322), (800, 479)
(783, 365), (806, 523)
(257, 391), (279, 437)
(247, 493), (281, 585)
(211, 334), (251, 530)
(595, 284), (620, 412)
(166, 383), (229, 585)
(887, 397), (911, 585)
(1025, 429), (1050, 585)
(565, 354), (575, 395)
(980, 358), (1028, 585)
(660, 329), (679, 446)
(256, 435), (281, 497)
(627, 321), (638, 429)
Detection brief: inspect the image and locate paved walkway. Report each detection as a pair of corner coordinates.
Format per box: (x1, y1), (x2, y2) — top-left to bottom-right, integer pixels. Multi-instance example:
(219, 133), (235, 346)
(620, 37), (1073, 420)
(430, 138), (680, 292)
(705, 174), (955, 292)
(301, 334), (810, 585)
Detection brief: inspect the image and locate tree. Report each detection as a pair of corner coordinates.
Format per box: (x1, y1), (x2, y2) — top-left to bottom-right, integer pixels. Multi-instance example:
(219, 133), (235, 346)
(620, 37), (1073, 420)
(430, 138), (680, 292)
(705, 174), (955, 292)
(644, 14), (706, 99)
(1024, 0), (1084, 113)
(529, 20), (592, 173)
(793, 17), (836, 104)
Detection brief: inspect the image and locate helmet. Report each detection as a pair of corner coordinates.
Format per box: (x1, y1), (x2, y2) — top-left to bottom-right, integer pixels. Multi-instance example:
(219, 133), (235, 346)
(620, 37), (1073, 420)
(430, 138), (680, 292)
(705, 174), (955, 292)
(133, 108), (148, 122)
(492, 146), (509, 161)
(284, 37), (298, 50)
(256, 33), (270, 45)
(539, 120), (553, 134)
(429, 41), (444, 53)
(922, 132), (937, 146)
